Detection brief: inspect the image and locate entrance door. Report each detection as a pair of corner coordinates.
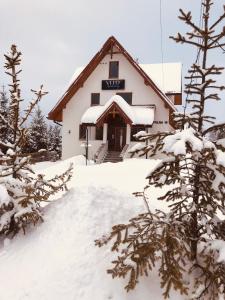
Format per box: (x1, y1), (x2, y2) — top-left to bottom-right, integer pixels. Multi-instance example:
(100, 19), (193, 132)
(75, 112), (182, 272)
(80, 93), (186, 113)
(108, 126), (126, 151)
(115, 127), (126, 151)
(106, 113), (127, 151)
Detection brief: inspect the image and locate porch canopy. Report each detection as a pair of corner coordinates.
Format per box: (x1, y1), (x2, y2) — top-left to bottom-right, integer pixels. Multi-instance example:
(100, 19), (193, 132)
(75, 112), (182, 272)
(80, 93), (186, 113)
(81, 95), (155, 126)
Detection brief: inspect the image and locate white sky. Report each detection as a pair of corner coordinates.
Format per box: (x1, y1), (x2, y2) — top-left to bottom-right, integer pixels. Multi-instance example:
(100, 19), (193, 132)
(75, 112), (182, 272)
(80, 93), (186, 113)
(0, 0), (224, 123)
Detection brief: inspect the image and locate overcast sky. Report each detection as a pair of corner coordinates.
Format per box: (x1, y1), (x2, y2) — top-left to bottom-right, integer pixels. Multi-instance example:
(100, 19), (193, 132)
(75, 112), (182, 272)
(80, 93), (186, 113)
(0, 0), (224, 123)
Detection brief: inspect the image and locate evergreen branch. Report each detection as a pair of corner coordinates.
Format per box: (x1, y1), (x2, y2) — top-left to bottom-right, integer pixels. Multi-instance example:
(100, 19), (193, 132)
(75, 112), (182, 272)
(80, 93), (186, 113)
(208, 28), (225, 48)
(178, 9), (203, 35)
(170, 34), (203, 48)
(209, 6), (225, 30)
(210, 42), (225, 49)
(203, 122), (225, 136)
(20, 86), (48, 127)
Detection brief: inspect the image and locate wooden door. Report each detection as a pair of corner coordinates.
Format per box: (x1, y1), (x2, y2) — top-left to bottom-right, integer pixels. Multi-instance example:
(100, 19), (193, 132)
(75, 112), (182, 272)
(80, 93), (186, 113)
(108, 127), (126, 151)
(107, 126), (115, 150)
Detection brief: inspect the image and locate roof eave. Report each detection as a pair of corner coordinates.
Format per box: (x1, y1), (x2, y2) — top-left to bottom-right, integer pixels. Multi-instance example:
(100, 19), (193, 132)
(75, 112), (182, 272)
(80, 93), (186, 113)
(48, 36), (177, 120)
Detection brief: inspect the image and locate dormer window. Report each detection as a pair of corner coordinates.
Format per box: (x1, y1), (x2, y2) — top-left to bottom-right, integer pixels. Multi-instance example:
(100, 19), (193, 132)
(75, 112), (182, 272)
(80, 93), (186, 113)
(109, 61), (119, 78)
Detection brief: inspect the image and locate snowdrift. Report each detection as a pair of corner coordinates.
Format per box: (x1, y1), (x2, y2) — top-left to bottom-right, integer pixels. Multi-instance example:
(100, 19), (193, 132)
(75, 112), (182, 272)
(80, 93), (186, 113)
(0, 157), (184, 300)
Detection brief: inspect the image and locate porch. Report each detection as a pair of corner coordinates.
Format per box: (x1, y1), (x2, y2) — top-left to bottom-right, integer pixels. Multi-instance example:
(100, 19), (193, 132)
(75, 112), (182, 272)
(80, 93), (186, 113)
(80, 95), (155, 163)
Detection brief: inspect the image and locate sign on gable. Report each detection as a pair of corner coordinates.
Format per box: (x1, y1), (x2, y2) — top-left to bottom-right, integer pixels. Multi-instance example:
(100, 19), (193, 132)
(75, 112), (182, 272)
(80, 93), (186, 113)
(102, 80), (125, 90)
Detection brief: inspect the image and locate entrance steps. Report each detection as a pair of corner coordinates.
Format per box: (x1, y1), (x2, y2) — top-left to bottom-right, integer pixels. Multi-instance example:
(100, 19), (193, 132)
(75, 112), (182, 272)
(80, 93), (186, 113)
(103, 151), (123, 163)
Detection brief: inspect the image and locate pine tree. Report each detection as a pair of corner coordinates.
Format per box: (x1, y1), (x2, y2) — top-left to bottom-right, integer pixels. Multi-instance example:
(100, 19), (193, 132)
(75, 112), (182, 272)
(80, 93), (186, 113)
(96, 1), (225, 299)
(0, 85), (9, 147)
(0, 45), (72, 236)
(27, 106), (48, 153)
(48, 124), (62, 158)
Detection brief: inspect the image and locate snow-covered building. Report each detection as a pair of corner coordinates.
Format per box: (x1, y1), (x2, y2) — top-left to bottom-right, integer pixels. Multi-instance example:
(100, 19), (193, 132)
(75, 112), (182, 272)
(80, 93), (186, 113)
(48, 36), (182, 162)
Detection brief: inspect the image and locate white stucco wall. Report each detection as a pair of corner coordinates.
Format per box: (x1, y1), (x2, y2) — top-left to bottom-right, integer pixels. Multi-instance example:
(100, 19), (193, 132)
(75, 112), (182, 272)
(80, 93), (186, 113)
(62, 51), (173, 160)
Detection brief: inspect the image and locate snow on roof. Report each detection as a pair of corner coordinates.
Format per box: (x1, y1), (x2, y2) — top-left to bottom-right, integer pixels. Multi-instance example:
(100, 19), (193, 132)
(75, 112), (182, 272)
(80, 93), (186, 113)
(139, 63), (182, 94)
(70, 62), (181, 96)
(103, 95), (134, 122)
(132, 106), (155, 125)
(81, 95), (155, 125)
(81, 106), (103, 124)
(67, 66), (85, 89)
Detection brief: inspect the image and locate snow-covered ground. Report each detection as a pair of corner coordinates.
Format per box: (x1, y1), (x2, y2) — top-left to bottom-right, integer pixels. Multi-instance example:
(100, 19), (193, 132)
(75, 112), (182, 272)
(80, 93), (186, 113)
(0, 156), (185, 300)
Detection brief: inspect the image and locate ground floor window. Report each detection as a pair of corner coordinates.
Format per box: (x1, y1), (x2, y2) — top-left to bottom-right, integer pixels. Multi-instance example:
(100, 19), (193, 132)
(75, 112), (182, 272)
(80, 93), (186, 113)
(131, 126), (146, 141)
(96, 126), (103, 140)
(116, 92), (132, 105)
(79, 124), (87, 140)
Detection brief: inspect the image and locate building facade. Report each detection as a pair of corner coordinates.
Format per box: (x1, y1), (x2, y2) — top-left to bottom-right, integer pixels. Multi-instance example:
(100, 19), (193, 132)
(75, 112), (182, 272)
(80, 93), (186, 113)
(48, 36), (182, 162)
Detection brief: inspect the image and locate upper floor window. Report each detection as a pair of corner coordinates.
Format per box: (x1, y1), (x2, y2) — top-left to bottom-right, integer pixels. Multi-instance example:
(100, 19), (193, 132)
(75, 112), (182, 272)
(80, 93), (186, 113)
(91, 93), (100, 106)
(109, 61), (119, 78)
(116, 92), (132, 105)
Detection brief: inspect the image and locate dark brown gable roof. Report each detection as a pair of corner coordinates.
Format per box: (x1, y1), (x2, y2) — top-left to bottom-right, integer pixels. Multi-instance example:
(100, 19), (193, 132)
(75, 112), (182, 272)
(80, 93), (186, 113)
(48, 36), (176, 122)
(96, 102), (133, 127)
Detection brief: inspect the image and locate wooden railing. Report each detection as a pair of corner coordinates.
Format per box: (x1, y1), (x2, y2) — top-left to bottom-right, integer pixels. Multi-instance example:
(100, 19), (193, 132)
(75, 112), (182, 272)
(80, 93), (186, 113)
(94, 142), (108, 164)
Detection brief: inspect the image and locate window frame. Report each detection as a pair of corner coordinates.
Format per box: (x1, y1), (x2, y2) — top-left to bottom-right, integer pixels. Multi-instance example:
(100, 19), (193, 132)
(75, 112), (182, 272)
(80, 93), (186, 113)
(109, 61), (119, 78)
(130, 126), (146, 142)
(116, 92), (132, 105)
(91, 93), (100, 106)
(95, 126), (103, 140)
(79, 124), (87, 140)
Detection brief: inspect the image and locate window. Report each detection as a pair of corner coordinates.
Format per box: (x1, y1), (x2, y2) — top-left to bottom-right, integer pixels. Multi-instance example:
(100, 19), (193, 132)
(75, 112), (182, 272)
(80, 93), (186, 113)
(79, 124), (87, 140)
(95, 126), (103, 140)
(109, 61), (119, 78)
(116, 92), (132, 105)
(131, 126), (146, 141)
(91, 93), (100, 106)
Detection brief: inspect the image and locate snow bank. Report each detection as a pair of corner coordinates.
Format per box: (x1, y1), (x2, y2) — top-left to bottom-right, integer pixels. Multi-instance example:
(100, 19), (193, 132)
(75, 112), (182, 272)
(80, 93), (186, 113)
(0, 158), (184, 300)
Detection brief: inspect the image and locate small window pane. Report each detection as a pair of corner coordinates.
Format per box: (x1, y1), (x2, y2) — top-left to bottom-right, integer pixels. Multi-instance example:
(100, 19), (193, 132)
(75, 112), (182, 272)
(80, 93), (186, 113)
(131, 126), (146, 141)
(109, 61), (119, 78)
(91, 93), (100, 105)
(96, 126), (103, 140)
(117, 93), (132, 105)
(79, 125), (86, 140)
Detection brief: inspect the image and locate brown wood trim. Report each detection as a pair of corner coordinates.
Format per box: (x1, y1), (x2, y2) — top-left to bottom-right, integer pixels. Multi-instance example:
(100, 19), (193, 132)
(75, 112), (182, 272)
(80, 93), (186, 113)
(106, 51), (122, 55)
(96, 102), (132, 127)
(166, 93), (182, 105)
(174, 94), (182, 105)
(48, 36), (176, 121)
(80, 123), (96, 126)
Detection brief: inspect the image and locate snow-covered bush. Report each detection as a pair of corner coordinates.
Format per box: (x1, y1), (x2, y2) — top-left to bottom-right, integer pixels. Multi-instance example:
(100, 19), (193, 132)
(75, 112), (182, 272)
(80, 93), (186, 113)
(96, 1), (225, 299)
(0, 45), (72, 236)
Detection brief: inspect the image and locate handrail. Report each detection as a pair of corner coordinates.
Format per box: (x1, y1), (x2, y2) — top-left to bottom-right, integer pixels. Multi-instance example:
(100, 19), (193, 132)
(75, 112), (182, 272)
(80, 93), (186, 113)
(120, 144), (130, 159)
(94, 142), (108, 164)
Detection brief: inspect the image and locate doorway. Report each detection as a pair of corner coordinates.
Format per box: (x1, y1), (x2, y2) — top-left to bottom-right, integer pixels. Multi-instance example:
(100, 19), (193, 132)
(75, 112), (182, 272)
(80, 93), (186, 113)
(107, 114), (126, 151)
